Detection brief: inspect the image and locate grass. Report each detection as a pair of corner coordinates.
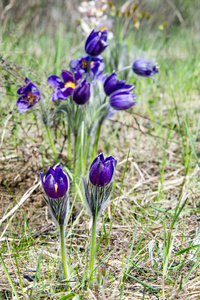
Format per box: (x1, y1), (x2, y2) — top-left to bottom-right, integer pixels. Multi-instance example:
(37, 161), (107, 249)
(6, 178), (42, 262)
(0, 14), (200, 300)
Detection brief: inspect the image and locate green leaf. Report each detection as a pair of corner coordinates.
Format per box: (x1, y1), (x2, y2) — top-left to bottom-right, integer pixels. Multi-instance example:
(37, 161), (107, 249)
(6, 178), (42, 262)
(59, 293), (76, 300)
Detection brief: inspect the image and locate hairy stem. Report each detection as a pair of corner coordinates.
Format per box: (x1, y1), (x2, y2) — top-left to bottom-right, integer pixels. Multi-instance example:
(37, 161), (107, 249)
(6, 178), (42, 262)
(89, 213), (98, 283)
(45, 123), (58, 164)
(59, 224), (70, 291)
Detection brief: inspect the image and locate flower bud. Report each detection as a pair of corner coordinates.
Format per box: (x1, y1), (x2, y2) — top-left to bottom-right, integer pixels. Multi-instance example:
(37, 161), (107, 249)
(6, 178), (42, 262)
(85, 29), (108, 57)
(109, 89), (136, 111)
(132, 59), (159, 78)
(104, 72), (133, 96)
(82, 154), (117, 218)
(40, 165), (70, 225)
(73, 79), (90, 105)
(89, 154), (117, 187)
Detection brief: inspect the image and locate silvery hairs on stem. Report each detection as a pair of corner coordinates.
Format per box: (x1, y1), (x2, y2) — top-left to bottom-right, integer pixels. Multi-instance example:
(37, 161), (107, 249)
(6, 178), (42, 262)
(82, 153), (117, 218)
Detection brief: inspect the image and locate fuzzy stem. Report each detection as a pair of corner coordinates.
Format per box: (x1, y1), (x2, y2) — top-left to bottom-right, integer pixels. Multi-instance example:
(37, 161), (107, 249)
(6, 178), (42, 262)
(83, 133), (91, 174)
(86, 56), (92, 81)
(73, 133), (78, 175)
(59, 224), (70, 291)
(89, 213), (98, 283)
(116, 65), (131, 74)
(45, 123), (58, 164)
(91, 123), (101, 163)
(68, 126), (71, 170)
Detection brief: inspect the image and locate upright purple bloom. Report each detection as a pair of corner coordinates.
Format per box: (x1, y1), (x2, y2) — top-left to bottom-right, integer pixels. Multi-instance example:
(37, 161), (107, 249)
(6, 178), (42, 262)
(73, 79), (90, 105)
(85, 29), (108, 57)
(89, 154), (117, 187)
(109, 89), (136, 111)
(40, 165), (70, 225)
(104, 72), (133, 96)
(132, 59), (159, 78)
(82, 153), (117, 217)
(40, 165), (69, 199)
(47, 70), (76, 102)
(16, 78), (41, 113)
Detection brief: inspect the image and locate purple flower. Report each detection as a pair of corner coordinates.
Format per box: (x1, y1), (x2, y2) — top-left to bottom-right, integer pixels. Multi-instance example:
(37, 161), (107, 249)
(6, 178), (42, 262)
(16, 78), (41, 113)
(40, 165), (69, 199)
(89, 154), (117, 187)
(70, 55), (105, 81)
(109, 89), (136, 111)
(73, 79), (90, 105)
(40, 165), (70, 225)
(104, 72), (134, 96)
(47, 70), (76, 102)
(85, 29), (108, 57)
(132, 59), (159, 78)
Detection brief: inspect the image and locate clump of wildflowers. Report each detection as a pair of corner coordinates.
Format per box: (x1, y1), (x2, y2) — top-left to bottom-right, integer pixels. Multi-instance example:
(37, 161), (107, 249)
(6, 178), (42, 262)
(16, 78), (41, 113)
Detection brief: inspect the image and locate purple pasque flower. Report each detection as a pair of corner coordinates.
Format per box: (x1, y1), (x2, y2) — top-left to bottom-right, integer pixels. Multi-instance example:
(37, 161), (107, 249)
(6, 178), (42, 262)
(40, 165), (69, 199)
(16, 78), (41, 113)
(85, 29), (108, 57)
(40, 165), (70, 225)
(132, 59), (159, 78)
(104, 72), (133, 96)
(47, 70), (76, 102)
(109, 89), (136, 111)
(73, 79), (90, 105)
(89, 153), (117, 187)
(70, 55), (105, 81)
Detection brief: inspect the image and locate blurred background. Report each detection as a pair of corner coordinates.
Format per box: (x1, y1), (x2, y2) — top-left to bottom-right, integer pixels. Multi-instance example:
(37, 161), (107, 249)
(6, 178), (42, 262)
(1, 0), (199, 36)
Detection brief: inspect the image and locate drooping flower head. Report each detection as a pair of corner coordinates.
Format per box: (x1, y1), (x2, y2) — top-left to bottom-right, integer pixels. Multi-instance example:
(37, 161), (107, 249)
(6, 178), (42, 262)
(70, 55), (106, 81)
(40, 165), (70, 225)
(109, 89), (136, 111)
(103, 72), (136, 111)
(89, 153), (117, 187)
(85, 29), (108, 57)
(104, 72), (133, 96)
(16, 78), (41, 113)
(132, 59), (159, 79)
(47, 70), (76, 102)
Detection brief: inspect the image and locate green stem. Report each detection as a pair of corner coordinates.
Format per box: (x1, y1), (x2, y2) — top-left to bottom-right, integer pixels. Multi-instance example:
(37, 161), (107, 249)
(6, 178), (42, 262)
(68, 126), (71, 170)
(60, 224), (70, 291)
(89, 213), (98, 283)
(45, 123), (58, 164)
(73, 133), (78, 175)
(86, 56), (92, 81)
(83, 133), (91, 174)
(91, 123), (101, 163)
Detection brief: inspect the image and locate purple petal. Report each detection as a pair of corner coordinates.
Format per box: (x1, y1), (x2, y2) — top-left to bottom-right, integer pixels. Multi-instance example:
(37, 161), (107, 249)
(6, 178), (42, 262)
(61, 70), (74, 83)
(47, 75), (63, 89)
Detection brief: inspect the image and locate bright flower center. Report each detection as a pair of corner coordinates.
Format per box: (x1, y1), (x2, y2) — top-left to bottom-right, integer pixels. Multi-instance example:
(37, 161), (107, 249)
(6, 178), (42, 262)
(64, 81), (75, 89)
(27, 91), (37, 104)
(81, 59), (94, 70)
(55, 182), (58, 193)
(100, 27), (107, 32)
